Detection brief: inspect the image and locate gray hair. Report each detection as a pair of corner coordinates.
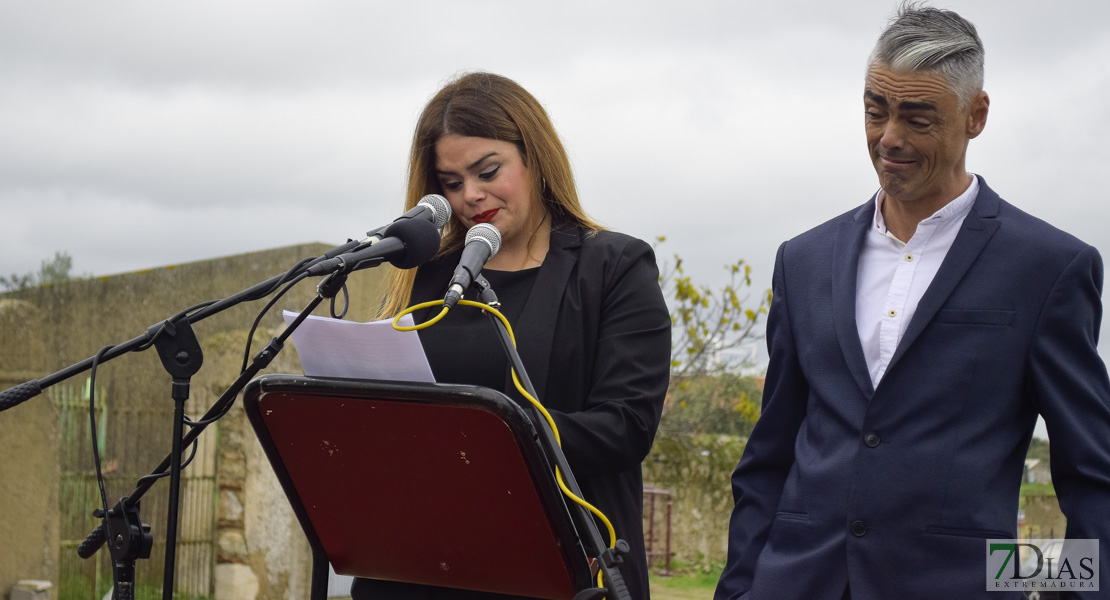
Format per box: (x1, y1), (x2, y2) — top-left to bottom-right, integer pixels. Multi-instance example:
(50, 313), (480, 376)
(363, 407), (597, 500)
(869, 1), (985, 109)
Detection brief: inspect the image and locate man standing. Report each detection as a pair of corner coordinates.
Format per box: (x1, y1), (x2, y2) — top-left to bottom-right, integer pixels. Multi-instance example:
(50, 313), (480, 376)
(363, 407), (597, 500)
(715, 4), (1110, 599)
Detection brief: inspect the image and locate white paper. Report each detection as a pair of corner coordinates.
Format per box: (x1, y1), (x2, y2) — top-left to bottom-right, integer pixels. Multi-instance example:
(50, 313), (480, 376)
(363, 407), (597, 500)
(281, 310), (435, 382)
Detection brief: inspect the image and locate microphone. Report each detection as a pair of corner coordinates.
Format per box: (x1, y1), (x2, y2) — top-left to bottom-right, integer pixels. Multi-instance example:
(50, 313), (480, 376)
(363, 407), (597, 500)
(364, 194), (452, 242)
(444, 223), (501, 309)
(306, 217), (441, 276)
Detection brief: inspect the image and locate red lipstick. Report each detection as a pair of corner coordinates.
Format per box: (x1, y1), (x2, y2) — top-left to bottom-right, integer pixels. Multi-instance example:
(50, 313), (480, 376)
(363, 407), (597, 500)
(472, 209), (499, 224)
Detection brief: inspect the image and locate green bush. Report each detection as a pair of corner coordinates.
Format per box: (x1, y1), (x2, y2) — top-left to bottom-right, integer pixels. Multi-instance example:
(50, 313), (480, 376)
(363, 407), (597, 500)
(644, 432), (747, 572)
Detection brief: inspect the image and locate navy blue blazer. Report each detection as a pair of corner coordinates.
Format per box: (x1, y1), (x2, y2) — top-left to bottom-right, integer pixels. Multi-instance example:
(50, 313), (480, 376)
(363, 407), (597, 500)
(715, 177), (1110, 600)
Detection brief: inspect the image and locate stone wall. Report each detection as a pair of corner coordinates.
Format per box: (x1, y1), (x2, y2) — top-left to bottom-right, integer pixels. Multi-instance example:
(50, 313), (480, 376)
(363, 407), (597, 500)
(0, 244), (388, 599)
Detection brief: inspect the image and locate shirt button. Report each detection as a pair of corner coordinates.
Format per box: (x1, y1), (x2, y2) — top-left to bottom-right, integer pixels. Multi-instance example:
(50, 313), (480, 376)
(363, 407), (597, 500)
(864, 432), (881, 447)
(905, 254), (914, 262)
(887, 309), (897, 318)
(851, 521), (868, 537)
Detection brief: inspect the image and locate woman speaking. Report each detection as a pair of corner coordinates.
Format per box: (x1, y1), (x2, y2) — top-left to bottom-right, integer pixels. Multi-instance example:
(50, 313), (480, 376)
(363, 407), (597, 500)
(353, 72), (670, 599)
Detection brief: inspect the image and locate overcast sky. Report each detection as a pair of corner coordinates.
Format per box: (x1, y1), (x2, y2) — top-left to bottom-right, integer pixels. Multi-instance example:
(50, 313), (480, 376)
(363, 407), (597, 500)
(2, 0), (1109, 365)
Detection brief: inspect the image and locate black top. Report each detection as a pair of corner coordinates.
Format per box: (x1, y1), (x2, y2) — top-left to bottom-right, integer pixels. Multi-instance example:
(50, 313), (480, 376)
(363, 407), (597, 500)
(417, 268), (538, 393)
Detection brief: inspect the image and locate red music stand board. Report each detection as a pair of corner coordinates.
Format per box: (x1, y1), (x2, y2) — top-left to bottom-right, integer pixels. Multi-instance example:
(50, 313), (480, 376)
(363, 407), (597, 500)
(244, 374), (595, 600)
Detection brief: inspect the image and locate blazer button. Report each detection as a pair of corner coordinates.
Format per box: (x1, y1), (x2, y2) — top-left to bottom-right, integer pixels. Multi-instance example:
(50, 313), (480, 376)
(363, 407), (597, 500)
(864, 432), (881, 448)
(851, 520), (867, 537)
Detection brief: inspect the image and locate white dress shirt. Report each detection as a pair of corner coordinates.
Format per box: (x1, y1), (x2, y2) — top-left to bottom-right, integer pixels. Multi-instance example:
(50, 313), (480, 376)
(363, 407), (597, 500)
(855, 176), (979, 388)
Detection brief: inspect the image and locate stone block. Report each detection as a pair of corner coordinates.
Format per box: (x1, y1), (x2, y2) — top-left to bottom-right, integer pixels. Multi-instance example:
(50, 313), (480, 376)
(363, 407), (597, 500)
(220, 451), (247, 483)
(10, 580), (51, 600)
(219, 489), (244, 522)
(217, 530), (249, 561)
(214, 564), (258, 600)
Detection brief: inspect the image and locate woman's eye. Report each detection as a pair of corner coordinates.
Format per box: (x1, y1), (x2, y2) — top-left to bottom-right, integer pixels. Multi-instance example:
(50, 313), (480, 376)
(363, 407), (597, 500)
(441, 180), (462, 191)
(478, 164), (501, 181)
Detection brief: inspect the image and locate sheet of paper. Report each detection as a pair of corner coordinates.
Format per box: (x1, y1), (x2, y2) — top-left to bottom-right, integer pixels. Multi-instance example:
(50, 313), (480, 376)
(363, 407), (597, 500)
(281, 311), (435, 382)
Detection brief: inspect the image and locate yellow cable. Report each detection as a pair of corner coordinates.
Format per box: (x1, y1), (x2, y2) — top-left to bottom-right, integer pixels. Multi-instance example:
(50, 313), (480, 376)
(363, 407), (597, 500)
(392, 301), (449, 330)
(392, 299), (619, 550)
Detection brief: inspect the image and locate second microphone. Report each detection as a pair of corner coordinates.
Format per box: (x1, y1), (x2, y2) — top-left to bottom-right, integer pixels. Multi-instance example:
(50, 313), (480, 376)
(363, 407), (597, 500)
(443, 223), (502, 310)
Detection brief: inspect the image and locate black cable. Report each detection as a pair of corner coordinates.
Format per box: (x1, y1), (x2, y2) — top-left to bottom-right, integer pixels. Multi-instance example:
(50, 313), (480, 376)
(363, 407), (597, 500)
(234, 256), (321, 370)
(133, 322), (168, 352)
(88, 344), (121, 599)
(135, 436), (199, 485)
(240, 272), (309, 373)
(171, 300), (221, 325)
(184, 393), (241, 427)
(329, 282), (349, 319)
(184, 405), (235, 428)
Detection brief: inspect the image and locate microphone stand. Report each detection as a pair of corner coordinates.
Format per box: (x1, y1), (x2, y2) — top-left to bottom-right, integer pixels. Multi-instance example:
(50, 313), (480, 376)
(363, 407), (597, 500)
(78, 268), (361, 600)
(87, 280), (348, 599)
(471, 276), (632, 600)
(0, 238), (371, 600)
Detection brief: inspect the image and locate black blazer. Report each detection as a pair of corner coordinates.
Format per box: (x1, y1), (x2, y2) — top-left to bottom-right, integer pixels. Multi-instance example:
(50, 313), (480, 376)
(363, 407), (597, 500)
(410, 222), (672, 599)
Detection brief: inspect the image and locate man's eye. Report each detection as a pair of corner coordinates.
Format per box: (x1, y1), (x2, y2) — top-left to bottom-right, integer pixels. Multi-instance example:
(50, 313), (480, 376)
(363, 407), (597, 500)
(909, 119), (931, 128)
(478, 164), (501, 181)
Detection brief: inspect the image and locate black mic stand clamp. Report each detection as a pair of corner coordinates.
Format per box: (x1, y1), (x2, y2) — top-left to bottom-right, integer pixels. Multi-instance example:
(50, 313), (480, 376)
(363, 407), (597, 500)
(572, 539), (631, 600)
(316, 271), (350, 300)
(471, 274), (500, 309)
(82, 498), (154, 600)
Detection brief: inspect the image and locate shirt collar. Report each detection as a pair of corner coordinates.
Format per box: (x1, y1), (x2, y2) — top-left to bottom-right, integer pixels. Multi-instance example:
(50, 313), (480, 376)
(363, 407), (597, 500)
(872, 175), (980, 234)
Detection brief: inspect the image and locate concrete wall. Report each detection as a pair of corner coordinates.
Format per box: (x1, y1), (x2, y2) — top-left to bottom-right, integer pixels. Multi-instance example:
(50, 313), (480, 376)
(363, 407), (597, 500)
(0, 244), (389, 599)
(0, 299), (58, 594)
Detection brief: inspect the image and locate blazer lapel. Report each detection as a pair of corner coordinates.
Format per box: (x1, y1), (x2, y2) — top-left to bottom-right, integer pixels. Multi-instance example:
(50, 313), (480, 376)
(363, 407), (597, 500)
(506, 223), (583, 401)
(833, 202), (876, 398)
(884, 177), (1002, 374)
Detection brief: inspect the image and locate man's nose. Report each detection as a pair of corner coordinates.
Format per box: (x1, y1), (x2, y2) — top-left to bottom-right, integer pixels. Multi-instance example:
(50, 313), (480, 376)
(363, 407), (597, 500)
(880, 121), (905, 150)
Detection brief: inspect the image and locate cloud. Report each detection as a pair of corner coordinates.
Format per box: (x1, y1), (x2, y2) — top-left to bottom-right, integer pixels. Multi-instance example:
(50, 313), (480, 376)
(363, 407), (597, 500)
(1, 0), (1108, 361)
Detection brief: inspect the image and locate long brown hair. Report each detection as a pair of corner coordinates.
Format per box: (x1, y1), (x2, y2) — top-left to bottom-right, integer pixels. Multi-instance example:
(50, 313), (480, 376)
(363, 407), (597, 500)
(377, 72), (602, 318)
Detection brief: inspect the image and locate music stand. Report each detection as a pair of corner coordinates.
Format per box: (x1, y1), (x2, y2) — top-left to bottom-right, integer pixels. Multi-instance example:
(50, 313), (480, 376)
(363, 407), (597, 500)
(243, 374), (595, 600)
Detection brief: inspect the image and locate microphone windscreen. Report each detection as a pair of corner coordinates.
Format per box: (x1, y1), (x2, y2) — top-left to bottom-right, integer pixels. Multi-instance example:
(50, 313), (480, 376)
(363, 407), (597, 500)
(383, 217), (442, 269)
